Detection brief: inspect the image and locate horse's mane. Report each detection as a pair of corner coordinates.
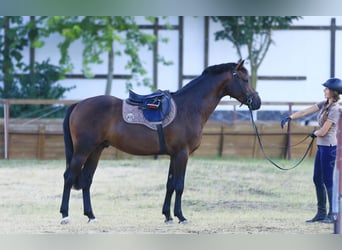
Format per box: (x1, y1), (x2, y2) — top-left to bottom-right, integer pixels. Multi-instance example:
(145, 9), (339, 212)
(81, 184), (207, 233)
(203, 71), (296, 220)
(174, 62), (248, 95)
(202, 62), (248, 75)
(202, 63), (235, 75)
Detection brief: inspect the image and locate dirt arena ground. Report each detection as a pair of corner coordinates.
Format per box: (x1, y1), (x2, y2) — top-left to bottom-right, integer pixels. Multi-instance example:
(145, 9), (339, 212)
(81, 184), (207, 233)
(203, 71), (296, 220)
(0, 158), (335, 234)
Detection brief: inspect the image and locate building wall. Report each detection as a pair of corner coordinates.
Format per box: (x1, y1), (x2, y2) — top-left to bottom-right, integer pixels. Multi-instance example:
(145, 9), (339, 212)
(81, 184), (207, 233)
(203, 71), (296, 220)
(25, 16), (342, 109)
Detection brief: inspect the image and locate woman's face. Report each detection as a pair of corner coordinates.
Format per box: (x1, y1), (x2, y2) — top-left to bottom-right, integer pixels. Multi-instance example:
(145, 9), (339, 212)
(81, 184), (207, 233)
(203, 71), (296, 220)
(324, 87), (332, 99)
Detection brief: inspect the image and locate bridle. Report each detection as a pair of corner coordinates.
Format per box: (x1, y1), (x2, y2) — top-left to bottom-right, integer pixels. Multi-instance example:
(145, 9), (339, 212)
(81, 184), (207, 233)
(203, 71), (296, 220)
(232, 70), (256, 109)
(231, 68), (314, 170)
(248, 108), (315, 171)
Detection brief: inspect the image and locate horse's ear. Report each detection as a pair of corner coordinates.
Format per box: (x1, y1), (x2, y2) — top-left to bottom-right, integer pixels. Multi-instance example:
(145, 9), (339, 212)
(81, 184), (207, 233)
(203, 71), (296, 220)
(236, 59), (245, 70)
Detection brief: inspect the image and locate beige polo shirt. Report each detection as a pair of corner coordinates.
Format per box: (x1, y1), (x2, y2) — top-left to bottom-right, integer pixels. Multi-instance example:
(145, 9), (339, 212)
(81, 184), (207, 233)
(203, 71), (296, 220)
(316, 101), (340, 146)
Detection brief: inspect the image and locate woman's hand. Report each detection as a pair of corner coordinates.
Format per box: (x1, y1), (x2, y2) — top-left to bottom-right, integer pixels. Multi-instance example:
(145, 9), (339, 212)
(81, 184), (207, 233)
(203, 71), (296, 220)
(280, 116), (292, 129)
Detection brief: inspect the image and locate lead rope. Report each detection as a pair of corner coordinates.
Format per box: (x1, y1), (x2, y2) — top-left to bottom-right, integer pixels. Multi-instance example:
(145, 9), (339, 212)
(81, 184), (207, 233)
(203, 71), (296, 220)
(249, 109), (315, 171)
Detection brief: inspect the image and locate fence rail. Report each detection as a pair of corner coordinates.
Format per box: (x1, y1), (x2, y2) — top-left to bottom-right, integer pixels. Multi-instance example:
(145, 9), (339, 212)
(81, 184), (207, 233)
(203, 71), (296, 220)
(1, 99), (318, 160)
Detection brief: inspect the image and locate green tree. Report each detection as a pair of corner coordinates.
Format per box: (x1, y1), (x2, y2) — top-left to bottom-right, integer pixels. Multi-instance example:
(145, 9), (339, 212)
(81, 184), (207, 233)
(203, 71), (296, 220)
(212, 16), (301, 89)
(42, 16), (169, 95)
(0, 16), (27, 98)
(0, 16), (72, 118)
(11, 60), (73, 118)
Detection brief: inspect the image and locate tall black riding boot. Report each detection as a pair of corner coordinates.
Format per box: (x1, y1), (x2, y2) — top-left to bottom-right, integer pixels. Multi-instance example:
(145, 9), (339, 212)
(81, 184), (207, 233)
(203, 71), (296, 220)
(321, 187), (335, 223)
(306, 186), (326, 223)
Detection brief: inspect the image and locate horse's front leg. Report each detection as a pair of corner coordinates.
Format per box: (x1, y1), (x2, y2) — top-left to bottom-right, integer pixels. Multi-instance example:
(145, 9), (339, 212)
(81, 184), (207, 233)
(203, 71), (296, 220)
(162, 160), (175, 223)
(173, 151), (188, 223)
(174, 176), (187, 223)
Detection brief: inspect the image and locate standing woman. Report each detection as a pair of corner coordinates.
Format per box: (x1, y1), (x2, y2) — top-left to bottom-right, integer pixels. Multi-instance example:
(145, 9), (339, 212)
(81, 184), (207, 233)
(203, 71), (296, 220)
(281, 78), (342, 223)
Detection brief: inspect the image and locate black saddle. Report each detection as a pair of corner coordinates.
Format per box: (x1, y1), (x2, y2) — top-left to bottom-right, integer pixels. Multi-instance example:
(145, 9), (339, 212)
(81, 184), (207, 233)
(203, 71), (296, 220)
(126, 89), (172, 123)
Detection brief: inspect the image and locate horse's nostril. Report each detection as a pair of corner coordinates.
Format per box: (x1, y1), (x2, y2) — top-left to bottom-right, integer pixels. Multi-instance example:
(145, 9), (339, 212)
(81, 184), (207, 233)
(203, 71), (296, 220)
(248, 97), (261, 110)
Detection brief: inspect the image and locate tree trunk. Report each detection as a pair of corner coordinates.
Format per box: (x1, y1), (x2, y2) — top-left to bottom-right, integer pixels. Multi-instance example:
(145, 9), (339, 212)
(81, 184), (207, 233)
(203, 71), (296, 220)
(250, 66), (258, 90)
(105, 42), (114, 95)
(250, 66), (259, 121)
(29, 16), (36, 75)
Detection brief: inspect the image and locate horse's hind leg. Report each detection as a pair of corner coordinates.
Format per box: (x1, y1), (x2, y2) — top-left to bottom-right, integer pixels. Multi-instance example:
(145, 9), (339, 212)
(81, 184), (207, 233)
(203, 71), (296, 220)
(60, 155), (87, 224)
(81, 146), (104, 222)
(60, 174), (72, 224)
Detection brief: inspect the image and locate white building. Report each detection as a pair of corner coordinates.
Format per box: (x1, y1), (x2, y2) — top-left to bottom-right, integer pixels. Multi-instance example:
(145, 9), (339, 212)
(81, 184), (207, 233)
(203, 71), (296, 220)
(30, 16), (342, 112)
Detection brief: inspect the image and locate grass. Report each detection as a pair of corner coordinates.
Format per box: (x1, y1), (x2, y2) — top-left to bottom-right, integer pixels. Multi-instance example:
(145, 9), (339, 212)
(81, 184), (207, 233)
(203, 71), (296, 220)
(0, 157), (334, 234)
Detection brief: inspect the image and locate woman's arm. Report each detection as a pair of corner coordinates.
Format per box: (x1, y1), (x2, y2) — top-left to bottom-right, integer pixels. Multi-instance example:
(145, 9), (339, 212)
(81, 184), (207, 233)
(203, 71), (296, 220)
(290, 105), (319, 120)
(314, 120), (333, 137)
(281, 104), (320, 129)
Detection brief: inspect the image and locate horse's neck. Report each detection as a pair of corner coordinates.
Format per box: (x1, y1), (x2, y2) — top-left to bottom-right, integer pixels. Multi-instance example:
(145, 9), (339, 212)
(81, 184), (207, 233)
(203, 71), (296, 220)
(176, 74), (224, 122)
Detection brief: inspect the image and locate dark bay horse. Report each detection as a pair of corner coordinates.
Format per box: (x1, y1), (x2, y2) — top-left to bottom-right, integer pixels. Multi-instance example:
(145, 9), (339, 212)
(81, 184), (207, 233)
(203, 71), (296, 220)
(60, 60), (261, 224)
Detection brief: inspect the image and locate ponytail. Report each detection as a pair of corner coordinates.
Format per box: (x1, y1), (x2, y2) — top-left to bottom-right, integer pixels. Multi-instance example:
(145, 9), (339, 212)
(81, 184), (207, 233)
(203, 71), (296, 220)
(322, 90), (339, 122)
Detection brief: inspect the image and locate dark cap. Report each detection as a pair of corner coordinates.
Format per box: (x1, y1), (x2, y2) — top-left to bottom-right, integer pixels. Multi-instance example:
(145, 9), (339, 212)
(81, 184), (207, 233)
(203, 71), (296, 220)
(322, 78), (342, 94)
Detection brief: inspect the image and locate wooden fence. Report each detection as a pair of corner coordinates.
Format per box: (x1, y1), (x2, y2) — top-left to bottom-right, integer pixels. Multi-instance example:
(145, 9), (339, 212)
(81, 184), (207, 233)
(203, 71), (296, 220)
(194, 120), (316, 159)
(0, 99), (318, 160)
(0, 119), (317, 160)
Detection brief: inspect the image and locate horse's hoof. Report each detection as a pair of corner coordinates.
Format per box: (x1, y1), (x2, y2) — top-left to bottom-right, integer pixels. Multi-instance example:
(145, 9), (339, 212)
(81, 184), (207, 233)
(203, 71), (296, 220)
(179, 219), (188, 224)
(60, 217), (70, 225)
(88, 218), (97, 223)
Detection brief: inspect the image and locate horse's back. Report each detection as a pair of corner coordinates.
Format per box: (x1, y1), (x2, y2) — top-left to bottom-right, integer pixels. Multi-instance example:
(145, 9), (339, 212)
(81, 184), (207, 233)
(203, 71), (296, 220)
(77, 95), (121, 108)
(72, 95), (121, 118)
(69, 95), (123, 140)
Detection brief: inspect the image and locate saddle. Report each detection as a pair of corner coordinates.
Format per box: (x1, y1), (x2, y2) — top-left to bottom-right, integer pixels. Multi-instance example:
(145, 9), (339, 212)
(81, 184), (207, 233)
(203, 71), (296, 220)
(126, 89), (172, 123)
(123, 89), (176, 154)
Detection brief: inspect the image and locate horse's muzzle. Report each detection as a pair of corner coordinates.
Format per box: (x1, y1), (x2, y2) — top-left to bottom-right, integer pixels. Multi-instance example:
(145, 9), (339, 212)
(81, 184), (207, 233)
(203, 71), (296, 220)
(246, 92), (261, 110)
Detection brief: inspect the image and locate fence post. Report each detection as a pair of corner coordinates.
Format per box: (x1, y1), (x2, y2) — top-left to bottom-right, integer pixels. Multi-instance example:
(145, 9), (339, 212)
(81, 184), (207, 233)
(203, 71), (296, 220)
(334, 109), (342, 233)
(37, 125), (46, 159)
(286, 103), (293, 159)
(3, 100), (9, 159)
(218, 126), (224, 157)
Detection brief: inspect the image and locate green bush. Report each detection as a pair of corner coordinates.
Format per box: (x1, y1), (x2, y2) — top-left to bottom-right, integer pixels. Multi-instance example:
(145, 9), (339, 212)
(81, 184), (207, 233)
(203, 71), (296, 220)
(1, 60), (74, 118)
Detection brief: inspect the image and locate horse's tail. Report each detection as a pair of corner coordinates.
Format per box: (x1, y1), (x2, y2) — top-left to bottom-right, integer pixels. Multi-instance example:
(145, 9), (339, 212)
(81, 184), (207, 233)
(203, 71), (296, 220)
(63, 103), (77, 168)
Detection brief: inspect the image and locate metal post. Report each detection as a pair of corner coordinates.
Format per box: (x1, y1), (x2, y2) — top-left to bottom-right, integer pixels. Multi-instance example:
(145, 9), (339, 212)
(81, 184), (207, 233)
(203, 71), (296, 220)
(330, 18), (336, 78)
(334, 109), (342, 233)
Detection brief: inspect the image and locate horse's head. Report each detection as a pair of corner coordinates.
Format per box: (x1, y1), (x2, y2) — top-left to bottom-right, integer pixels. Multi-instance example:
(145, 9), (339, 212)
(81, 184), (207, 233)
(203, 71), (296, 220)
(226, 60), (261, 110)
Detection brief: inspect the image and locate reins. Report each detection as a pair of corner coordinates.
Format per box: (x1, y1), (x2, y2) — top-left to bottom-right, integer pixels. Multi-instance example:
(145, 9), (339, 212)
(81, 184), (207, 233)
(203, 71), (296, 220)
(248, 109), (315, 171)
